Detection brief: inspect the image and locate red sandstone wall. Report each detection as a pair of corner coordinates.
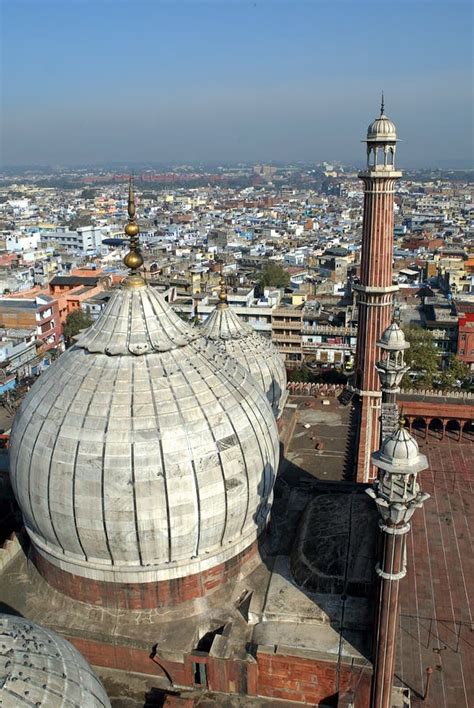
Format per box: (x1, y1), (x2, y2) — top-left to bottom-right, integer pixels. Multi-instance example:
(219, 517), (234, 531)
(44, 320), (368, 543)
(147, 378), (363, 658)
(33, 540), (258, 609)
(254, 649), (371, 707)
(68, 635), (371, 706)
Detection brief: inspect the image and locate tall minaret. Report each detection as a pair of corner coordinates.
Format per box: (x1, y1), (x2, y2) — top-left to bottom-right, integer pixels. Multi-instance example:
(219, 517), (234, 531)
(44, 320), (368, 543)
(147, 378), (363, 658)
(353, 98), (401, 482)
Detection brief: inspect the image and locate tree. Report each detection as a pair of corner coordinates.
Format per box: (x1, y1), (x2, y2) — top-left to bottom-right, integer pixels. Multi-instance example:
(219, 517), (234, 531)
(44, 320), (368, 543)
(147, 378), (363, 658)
(401, 326), (439, 390)
(63, 215), (93, 229)
(63, 310), (93, 346)
(258, 262), (291, 289)
(81, 188), (97, 200)
(288, 368), (312, 383)
(438, 355), (472, 391)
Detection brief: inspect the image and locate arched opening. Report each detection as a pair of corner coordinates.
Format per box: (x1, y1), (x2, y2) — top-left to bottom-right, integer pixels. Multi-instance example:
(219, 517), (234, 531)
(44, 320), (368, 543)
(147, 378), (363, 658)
(428, 417), (443, 440)
(412, 416), (426, 439)
(445, 419), (461, 441)
(462, 420), (474, 442)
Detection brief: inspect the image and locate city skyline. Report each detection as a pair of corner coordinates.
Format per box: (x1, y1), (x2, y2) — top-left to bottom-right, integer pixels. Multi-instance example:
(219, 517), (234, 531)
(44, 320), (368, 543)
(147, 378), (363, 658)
(1, 0), (473, 168)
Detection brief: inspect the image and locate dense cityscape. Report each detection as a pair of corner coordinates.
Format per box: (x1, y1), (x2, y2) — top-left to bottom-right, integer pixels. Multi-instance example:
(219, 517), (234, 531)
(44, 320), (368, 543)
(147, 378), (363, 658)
(0, 162), (472, 400)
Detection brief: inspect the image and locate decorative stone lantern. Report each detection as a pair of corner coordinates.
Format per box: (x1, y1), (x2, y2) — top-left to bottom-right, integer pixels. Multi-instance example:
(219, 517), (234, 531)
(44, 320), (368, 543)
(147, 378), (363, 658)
(376, 318), (410, 437)
(366, 421), (430, 708)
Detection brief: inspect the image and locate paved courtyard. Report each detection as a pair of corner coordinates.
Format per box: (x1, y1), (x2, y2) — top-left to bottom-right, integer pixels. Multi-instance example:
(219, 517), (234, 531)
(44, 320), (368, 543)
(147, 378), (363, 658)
(397, 433), (473, 708)
(281, 396), (353, 482)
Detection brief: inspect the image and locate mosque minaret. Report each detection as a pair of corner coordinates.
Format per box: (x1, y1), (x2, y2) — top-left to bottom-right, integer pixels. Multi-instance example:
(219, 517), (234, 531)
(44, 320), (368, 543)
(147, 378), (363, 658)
(352, 98), (402, 482)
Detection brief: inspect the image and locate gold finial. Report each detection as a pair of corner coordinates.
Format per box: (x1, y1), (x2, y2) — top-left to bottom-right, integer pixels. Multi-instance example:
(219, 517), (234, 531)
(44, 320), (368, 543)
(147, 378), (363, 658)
(399, 414), (406, 429)
(217, 274), (228, 309)
(123, 176), (145, 288)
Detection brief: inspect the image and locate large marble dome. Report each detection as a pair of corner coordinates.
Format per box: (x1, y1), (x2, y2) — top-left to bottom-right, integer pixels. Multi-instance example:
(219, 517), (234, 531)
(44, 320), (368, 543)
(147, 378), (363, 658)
(8, 185), (279, 603)
(202, 281), (287, 417)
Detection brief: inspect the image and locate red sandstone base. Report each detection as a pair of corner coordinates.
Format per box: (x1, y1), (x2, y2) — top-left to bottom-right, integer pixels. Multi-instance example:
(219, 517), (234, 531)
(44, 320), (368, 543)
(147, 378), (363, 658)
(70, 634), (371, 707)
(31, 540), (259, 610)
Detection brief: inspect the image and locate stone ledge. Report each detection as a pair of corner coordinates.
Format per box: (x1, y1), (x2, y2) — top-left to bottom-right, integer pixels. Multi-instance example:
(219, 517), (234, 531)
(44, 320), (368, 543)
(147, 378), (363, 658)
(0, 533), (21, 572)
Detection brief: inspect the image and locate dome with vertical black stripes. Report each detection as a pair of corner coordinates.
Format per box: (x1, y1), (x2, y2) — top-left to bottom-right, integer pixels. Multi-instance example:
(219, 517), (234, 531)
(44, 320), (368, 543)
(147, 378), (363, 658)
(8, 189), (279, 589)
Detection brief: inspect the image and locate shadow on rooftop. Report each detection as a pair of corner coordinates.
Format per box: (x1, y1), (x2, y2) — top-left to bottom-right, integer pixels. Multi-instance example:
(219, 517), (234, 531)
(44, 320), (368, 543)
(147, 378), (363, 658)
(254, 452), (377, 668)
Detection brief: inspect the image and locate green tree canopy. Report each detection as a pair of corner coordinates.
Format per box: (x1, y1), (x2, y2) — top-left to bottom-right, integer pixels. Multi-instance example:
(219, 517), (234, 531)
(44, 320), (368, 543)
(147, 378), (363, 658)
(438, 355), (472, 391)
(401, 326), (439, 389)
(81, 188), (97, 200)
(63, 309), (93, 346)
(258, 262), (291, 289)
(289, 368), (312, 383)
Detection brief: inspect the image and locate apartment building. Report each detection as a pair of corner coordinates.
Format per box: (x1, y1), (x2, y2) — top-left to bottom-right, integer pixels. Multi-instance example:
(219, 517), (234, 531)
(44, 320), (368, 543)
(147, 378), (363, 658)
(457, 310), (474, 371)
(43, 226), (105, 253)
(0, 294), (61, 352)
(301, 323), (356, 369)
(271, 303), (304, 367)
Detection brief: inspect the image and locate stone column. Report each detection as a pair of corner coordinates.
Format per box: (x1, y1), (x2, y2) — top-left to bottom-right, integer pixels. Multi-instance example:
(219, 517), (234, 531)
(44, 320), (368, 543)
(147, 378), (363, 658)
(372, 520), (408, 708)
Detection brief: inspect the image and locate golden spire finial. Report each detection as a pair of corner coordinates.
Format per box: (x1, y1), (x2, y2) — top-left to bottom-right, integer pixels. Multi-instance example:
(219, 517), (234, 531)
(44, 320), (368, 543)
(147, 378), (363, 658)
(399, 413), (406, 429)
(127, 175), (136, 220)
(217, 273), (228, 309)
(123, 176), (145, 287)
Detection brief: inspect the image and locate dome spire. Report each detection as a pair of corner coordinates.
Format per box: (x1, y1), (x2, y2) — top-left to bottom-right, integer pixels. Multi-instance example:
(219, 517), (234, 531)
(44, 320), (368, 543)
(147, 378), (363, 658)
(217, 274), (228, 309)
(380, 91), (385, 116)
(123, 176), (145, 288)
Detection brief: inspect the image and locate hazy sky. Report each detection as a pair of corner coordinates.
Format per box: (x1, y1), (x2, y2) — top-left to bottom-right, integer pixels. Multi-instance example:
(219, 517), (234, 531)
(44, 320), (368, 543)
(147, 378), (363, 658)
(1, 0), (473, 167)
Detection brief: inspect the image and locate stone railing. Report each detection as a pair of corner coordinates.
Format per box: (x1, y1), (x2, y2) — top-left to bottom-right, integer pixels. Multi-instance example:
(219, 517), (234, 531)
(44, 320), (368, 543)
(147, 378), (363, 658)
(400, 388), (474, 400)
(287, 382), (344, 397)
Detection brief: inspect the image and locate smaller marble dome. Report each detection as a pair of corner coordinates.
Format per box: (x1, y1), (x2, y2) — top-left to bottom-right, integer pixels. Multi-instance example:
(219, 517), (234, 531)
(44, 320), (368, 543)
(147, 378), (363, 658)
(373, 425), (428, 474)
(367, 114), (397, 142)
(202, 283), (287, 417)
(377, 321), (409, 351)
(0, 614), (110, 707)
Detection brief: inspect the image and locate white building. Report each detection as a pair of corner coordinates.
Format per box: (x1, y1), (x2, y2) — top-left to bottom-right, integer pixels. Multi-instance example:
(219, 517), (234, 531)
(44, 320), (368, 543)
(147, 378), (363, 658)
(44, 226), (105, 253)
(5, 231), (41, 253)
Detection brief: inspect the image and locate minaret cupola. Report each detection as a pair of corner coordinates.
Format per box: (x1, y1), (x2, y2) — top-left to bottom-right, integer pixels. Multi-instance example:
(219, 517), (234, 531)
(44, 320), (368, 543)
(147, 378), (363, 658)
(365, 94), (399, 171)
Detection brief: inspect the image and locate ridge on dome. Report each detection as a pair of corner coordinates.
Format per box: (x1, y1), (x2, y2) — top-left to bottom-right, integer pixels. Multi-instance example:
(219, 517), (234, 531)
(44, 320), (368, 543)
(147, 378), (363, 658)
(75, 284), (200, 355)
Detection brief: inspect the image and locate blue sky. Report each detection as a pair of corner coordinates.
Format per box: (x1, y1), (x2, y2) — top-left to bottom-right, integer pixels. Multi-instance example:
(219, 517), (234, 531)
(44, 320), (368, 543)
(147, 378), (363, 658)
(1, 0), (472, 166)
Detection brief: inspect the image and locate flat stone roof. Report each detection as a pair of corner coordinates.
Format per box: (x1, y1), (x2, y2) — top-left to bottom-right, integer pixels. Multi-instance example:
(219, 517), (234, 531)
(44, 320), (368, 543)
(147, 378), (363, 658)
(397, 432), (474, 708)
(281, 395), (353, 482)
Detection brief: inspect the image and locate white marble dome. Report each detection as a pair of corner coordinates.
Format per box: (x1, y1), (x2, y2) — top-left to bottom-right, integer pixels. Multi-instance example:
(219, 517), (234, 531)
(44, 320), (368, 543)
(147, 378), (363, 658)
(367, 114), (397, 142)
(381, 426), (419, 463)
(377, 322), (409, 351)
(373, 425), (428, 474)
(202, 298), (287, 417)
(9, 283), (280, 584)
(0, 614), (110, 707)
